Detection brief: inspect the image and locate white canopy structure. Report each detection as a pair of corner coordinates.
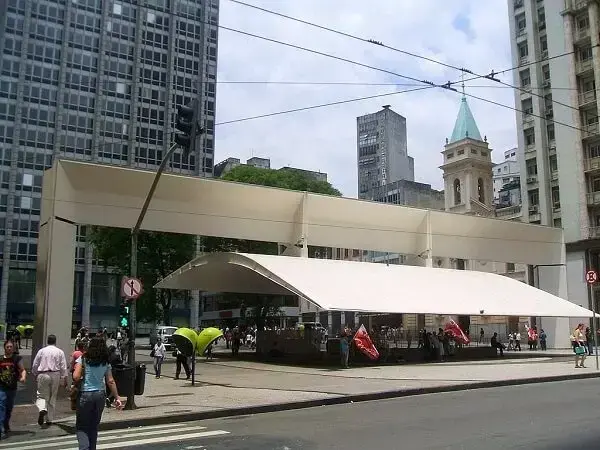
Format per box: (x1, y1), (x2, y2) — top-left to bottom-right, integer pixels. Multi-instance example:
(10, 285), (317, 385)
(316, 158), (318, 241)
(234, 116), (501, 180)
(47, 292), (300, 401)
(156, 252), (593, 318)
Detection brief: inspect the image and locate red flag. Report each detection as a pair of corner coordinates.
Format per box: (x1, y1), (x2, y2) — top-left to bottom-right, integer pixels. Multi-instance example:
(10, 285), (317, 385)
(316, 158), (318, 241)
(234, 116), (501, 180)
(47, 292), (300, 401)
(444, 319), (470, 345)
(353, 324), (380, 360)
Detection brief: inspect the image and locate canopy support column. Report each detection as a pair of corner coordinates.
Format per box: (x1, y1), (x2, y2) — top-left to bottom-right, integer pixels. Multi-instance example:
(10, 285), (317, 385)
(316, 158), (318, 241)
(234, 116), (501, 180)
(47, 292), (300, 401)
(33, 216), (76, 354)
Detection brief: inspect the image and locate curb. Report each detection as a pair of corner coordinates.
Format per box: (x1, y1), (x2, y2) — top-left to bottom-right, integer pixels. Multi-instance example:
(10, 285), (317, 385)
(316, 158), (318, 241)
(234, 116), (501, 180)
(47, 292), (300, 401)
(57, 371), (600, 433)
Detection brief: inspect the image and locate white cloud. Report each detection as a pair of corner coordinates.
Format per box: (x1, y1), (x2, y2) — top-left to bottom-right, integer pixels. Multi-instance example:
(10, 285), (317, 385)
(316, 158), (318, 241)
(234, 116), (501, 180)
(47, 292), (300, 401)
(215, 0), (516, 195)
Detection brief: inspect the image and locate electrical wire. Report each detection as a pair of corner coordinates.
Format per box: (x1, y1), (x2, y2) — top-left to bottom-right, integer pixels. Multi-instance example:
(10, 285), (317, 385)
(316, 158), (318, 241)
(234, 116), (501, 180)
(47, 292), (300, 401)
(215, 81), (580, 91)
(227, 0), (587, 113)
(59, 85), (435, 156)
(114, 2), (589, 133)
(216, 85), (433, 125)
(214, 22), (589, 134)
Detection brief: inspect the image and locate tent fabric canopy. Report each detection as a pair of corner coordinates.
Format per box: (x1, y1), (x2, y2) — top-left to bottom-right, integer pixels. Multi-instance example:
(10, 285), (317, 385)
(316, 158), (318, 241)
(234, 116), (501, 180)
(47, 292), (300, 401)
(155, 252), (593, 318)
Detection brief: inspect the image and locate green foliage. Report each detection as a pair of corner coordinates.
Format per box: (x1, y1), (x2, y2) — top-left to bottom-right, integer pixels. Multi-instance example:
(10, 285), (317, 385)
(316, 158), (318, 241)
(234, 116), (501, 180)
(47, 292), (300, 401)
(221, 165), (342, 196)
(88, 228), (195, 324)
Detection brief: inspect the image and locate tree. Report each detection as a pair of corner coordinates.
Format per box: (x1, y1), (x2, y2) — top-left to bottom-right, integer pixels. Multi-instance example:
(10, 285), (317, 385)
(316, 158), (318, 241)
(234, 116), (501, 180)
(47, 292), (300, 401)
(88, 228), (195, 325)
(205, 165), (343, 330)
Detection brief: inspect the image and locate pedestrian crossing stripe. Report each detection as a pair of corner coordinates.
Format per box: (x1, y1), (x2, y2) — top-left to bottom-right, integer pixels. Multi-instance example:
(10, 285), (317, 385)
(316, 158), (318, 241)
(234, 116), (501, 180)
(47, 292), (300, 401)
(1, 423), (230, 450)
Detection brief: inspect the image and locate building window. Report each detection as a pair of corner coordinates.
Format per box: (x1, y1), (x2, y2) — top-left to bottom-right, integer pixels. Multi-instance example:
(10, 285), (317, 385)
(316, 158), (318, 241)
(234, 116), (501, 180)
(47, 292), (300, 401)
(522, 98), (533, 117)
(518, 41), (528, 60)
(552, 186), (560, 208)
(516, 13), (526, 34)
(20, 196), (31, 209)
(539, 35), (547, 54)
(453, 178), (461, 205)
(526, 159), (538, 176)
(113, 2), (122, 15)
(146, 12), (156, 23)
(589, 143), (600, 159)
(524, 128), (535, 146)
(22, 173), (33, 186)
(519, 69), (531, 87)
(549, 154), (558, 172)
(529, 189), (539, 206)
(547, 124), (555, 141)
(542, 64), (550, 82)
(506, 263), (516, 273)
(477, 178), (485, 203)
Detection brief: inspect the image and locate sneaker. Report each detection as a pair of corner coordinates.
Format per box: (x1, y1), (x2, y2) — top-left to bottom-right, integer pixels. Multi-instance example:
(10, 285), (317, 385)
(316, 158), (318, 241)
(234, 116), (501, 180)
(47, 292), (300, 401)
(38, 410), (47, 426)
(3, 423), (10, 433)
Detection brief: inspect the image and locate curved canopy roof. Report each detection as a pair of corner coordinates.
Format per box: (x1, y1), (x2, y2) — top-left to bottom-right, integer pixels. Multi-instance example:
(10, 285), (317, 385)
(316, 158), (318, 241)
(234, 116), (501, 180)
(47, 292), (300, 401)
(156, 252), (592, 318)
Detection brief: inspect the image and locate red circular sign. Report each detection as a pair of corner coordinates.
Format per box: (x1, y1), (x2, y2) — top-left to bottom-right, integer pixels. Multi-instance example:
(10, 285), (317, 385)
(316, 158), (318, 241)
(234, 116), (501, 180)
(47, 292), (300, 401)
(586, 270), (598, 284)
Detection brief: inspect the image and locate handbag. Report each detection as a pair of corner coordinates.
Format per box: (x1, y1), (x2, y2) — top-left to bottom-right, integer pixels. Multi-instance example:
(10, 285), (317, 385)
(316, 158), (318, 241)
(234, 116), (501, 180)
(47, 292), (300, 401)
(150, 349), (155, 357)
(69, 361), (85, 411)
(575, 345), (586, 355)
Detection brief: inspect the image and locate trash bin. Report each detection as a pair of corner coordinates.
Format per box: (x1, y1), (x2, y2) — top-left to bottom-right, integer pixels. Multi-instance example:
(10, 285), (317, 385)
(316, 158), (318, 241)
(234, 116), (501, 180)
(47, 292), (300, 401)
(111, 363), (134, 397)
(134, 364), (146, 395)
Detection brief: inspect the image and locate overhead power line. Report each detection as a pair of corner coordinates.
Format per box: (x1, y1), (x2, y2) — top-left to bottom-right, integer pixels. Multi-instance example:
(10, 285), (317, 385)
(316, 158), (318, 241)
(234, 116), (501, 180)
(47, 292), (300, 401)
(228, 0), (585, 113)
(135, 1), (589, 133)
(216, 80), (581, 91)
(214, 20), (588, 134)
(216, 86), (433, 125)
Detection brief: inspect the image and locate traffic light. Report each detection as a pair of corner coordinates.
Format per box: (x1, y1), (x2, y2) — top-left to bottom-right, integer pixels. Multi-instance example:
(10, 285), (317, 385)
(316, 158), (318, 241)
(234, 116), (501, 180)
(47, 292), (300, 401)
(119, 302), (130, 328)
(173, 102), (205, 158)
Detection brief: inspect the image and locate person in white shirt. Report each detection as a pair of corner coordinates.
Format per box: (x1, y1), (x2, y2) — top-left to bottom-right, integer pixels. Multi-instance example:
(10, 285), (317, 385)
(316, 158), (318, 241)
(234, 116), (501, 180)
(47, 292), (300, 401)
(31, 334), (68, 427)
(152, 338), (166, 378)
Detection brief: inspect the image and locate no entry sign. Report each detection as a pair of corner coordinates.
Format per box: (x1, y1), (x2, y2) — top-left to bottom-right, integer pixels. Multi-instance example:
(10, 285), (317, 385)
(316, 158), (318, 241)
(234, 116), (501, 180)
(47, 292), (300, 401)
(121, 276), (143, 300)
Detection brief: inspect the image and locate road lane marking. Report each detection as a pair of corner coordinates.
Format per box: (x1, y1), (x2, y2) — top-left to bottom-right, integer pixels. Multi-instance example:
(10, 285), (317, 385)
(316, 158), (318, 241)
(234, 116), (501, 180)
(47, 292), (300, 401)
(5, 425), (211, 450)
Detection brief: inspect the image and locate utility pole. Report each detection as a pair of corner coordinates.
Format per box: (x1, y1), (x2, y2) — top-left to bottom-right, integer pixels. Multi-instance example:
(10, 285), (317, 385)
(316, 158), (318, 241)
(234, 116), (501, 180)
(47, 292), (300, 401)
(124, 102), (202, 410)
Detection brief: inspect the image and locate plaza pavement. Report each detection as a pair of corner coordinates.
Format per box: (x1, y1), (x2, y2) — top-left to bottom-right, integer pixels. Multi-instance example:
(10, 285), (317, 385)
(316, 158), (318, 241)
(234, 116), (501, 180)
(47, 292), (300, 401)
(9, 344), (600, 432)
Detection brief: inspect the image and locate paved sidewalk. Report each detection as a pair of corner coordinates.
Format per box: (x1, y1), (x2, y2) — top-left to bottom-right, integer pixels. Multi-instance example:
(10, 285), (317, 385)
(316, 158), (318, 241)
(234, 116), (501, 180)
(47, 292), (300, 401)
(8, 342), (596, 432)
(28, 352), (593, 431)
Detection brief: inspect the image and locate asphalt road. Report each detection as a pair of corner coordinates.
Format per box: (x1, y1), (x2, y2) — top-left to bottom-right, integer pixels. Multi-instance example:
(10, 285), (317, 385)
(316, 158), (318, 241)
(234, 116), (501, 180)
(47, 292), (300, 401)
(8, 378), (600, 449)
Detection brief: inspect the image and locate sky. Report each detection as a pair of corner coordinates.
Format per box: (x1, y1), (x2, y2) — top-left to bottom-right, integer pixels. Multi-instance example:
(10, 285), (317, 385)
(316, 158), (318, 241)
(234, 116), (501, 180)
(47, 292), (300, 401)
(214, 0), (517, 196)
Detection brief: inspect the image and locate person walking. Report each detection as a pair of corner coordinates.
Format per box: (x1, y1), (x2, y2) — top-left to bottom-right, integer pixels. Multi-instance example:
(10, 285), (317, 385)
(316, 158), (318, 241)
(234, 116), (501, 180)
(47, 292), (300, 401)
(0, 340), (26, 438)
(152, 338), (166, 378)
(73, 336), (122, 450)
(174, 346), (190, 380)
(31, 334), (68, 427)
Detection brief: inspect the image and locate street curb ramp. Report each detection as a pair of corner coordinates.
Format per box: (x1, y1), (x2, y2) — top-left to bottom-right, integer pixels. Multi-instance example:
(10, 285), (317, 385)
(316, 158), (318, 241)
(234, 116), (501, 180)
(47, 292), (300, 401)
(58, 371), (600, 433)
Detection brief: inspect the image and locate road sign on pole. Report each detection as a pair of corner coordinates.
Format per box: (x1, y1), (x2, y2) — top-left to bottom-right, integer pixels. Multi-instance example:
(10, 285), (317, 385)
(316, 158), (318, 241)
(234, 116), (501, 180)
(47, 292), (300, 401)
(121, 277), (143, 300)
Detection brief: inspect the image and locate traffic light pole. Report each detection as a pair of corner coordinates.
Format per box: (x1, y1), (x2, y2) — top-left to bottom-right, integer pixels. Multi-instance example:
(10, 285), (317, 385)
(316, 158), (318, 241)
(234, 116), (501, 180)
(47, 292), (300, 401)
(125, 142), (178, 410)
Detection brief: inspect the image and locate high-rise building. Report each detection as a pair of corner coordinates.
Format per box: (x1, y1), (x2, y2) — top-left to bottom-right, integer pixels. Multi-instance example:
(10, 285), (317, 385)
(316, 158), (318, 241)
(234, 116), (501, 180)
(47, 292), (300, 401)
(0, 0), (219, 329)
(356, 105), (414, 198)
(506, 0), (600, 316)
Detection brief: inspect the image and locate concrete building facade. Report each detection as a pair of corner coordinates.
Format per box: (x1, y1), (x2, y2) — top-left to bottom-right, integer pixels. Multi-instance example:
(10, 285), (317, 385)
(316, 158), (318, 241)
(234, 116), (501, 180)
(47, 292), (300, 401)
(357, 105), (414, 198)
(507, 0), (600, 320)
(0, 0), (220, 330)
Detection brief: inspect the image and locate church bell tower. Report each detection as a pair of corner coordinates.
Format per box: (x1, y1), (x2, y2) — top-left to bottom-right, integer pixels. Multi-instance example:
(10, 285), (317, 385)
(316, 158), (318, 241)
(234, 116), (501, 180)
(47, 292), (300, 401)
(440, 94), (494, 216)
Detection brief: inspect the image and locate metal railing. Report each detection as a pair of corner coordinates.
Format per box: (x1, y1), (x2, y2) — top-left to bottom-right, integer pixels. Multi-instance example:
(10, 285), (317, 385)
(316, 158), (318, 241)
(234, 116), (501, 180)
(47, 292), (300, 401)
(579, 90), (597, 107)
(576, 59), (593, 74)
(587, 191), (600, 206)
(584, 122), (600, 138)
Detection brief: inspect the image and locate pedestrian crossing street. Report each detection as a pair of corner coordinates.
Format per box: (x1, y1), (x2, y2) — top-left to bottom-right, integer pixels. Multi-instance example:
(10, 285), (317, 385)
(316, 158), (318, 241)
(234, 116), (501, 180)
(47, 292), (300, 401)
(1, 422), (230, 450)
